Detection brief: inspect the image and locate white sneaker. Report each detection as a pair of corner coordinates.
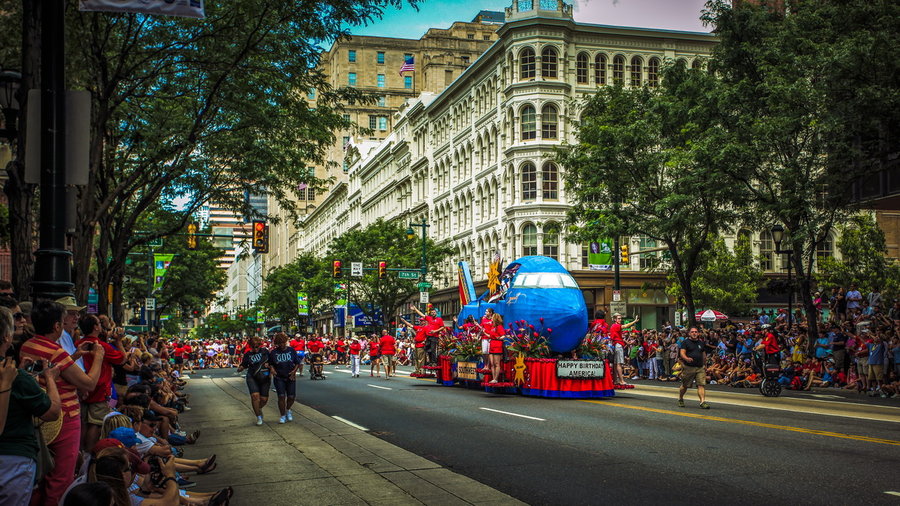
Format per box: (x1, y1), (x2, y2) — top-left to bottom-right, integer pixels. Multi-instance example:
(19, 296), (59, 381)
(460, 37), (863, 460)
(278, 416), (286, 424)
(256, 417), (263, 426)
(286, 411), (293, 422)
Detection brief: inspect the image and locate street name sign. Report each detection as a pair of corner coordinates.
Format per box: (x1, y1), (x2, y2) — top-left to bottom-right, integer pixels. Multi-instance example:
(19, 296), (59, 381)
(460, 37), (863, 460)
(417, 282), (432, 289)
(398, 271), (419, 279)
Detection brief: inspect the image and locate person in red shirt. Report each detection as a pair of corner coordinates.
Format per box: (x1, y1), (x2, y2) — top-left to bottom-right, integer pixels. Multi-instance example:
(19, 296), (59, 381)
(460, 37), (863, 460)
(486, 313), (506, 383)
(289, 335), (306, 376)
(378, 329), (397, 378)
(368, 336), (381, 377)
(20, 300), (106, 506)
(182, 342), (194, 373)
(590, 310), (609, 336)
(411, 304), (445, 366)
(754, 326), (781, 365)
(336, 338), (347, 366)
(348, 335), (362, 377)
(76, 314), (126, 452)
(401, 316), (428, 374)
(610, 313), (639, 386)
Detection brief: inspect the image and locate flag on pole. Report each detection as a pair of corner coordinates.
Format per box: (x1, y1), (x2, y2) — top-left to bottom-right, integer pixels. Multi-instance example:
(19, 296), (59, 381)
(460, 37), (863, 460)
(399, 56), (415, 76)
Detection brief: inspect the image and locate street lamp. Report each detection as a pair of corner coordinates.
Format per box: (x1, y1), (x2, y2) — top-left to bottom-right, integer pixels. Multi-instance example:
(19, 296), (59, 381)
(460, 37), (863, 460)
(407, 219), (430, 308)
(770, 224), (794, 327)
(0, 69), (21, 142)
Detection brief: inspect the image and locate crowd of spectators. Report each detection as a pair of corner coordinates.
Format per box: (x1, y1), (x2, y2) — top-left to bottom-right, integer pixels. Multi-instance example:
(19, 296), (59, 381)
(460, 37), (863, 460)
(0, 281), (232, 506)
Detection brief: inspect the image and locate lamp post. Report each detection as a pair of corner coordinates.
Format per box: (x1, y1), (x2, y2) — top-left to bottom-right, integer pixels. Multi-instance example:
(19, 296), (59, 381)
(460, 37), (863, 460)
(771, 224), (794, 328)
(406, 218), (430, 309)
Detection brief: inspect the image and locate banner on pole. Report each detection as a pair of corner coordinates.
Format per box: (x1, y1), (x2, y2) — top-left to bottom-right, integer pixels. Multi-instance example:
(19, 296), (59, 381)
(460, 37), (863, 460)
(153, 254), (175, 292)
(297, 292), (308, 315)
(588, 239), (613, 271)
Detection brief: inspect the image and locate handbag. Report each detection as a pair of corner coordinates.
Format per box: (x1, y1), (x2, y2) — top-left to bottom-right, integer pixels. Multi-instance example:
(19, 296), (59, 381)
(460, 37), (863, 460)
(33, 418), (56, 484)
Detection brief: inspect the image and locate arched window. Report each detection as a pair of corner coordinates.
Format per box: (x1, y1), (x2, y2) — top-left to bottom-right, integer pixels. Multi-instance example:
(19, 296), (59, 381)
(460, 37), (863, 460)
(576, 52), (589, 84)
(759, 231), (774, 271)
(630, 56), (643, 87)
(520, 47), (536, 80)
(692, 58), (702, 70)
(541, 47), (558, 78)
(521, 105), (537, 140)
(595, 54), (607, 85)
(541, 104), (558, 139)
(542, 162), (558, 200)
(648, 57), (660, 87)
(543, 223), (560, 259)
(523, 224), (538, 256)
(521, 162), (537, 200)
(612, 55), (625, 85)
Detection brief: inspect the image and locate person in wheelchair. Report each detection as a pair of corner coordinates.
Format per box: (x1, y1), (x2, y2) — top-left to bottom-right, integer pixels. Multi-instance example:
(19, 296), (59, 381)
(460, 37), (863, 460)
(306, 335), (325, 379)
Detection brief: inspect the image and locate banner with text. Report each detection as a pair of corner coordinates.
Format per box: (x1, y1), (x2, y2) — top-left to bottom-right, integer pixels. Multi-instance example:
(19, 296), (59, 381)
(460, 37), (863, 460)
(297, 292), (308, 315)
(588, 239), (613, 271)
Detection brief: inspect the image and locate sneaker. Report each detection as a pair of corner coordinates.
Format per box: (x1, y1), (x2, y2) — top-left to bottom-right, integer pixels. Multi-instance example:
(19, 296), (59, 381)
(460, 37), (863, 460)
(255, 417), (263, 426)
(699, 402), (710, 409)
(177, 478), (197, 489)
(677, 399), (685, 408)
(286, 411), (293, 422)
(278, 416), (286, 424)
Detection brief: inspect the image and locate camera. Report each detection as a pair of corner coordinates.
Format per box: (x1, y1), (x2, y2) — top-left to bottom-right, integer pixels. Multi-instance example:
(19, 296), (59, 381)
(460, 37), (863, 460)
(83, 342), (95, 351)
(25, 360), (44, 374)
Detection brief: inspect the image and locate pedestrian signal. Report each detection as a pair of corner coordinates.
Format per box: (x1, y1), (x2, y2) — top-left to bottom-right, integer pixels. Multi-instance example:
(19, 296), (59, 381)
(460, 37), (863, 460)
(333, 260), (342, 278)
(378, 261), (387, 279)
(252, 221), (268, 253)
(187, 223), (198, 250)
(620, 244), (629, 264)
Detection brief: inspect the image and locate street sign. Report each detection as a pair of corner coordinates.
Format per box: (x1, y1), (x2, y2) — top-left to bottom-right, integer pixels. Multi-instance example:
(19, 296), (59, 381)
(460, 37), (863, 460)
(419, 291), (429, 304)
(417, 281), (432, 289)
(609, 301), (626, 316)
(148, 237), (163, 248)
(612, 290), (621, 302)
(145, 297), (156, 311)
(351, 262), (363, 277)
(398, 271), (419, 279)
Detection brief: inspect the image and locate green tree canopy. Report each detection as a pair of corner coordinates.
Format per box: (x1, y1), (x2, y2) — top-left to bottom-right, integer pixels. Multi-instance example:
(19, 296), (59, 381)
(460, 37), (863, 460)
(257, 253), (333, 326)
(816, 214), (900, 300)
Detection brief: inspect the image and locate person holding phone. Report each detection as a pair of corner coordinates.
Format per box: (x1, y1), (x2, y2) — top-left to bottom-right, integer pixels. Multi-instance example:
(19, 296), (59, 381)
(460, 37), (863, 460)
(0, 306), (62, 506)
(76, 314), (126, 452)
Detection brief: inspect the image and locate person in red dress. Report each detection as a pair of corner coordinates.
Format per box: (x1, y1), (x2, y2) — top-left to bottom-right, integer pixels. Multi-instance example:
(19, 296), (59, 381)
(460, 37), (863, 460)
(485, 313), (506, 383)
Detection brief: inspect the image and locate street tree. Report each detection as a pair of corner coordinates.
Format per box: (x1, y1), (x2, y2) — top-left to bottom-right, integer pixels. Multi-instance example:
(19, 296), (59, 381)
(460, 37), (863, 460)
(327, 219), (452, 325)
(667, 233), (764, 317)
(560, 63), (738, 327)
(700, 0), (899, 340)
(816, 214), (900, 300)
(257, 253), (333, 327)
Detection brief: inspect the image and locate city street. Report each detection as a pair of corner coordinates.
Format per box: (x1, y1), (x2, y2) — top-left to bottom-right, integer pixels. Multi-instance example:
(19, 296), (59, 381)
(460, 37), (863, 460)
(192, 365), (900, 505)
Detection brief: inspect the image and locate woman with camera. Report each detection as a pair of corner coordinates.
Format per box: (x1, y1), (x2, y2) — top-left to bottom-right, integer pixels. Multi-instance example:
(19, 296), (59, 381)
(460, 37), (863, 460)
(0, 306), (63, 506)
(237, 336), (270, 426)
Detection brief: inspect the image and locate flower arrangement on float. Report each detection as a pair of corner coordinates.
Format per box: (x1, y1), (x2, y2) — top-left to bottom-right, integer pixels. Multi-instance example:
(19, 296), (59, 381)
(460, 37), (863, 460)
(576, 333), (609, 360)
(505, 318), (552, 358)
(450, 331), (482, 362)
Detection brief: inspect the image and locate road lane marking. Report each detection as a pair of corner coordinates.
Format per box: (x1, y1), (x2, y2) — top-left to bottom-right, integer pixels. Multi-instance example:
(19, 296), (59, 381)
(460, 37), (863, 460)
(332, 416), (369, 431)
(884, 491), (900, 497)
(367, 384), (393, 391)
(479, 407), (546, 421)
(583, 400), (900, 446)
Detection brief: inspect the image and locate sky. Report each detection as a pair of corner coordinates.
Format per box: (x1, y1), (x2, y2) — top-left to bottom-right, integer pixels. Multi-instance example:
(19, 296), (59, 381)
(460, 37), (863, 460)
(348, 0), (712, 39)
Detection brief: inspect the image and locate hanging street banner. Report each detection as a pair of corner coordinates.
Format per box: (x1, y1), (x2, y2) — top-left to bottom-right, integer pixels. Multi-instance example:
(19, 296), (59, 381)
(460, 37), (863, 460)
(297, 292), (309, 315)
(153, 254), (175, 292)
(256, 310), (265, 324)
(79, 0), (205, 18)
(334, 283), (348, 307)
(588, 239), (613, 271)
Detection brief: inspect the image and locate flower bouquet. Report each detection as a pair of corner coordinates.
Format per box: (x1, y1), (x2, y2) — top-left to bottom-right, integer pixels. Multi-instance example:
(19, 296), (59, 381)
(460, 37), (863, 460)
(451, 330), (482, 362)
(576, 333), (609, 360)
(505, 319), (552, 358)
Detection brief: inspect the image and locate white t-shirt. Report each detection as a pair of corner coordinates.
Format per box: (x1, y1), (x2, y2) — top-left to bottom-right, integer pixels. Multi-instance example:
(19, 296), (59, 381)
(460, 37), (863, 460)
(59, 330), (86, 371)
(134, 432), (157, 457)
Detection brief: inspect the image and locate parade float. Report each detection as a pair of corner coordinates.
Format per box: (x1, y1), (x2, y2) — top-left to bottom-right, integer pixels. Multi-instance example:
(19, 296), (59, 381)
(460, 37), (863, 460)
(429, 256), (615, 399)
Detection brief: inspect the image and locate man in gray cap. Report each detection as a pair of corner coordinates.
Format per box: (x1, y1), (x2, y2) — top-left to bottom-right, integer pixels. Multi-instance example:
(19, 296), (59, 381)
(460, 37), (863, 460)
(56, 296), (86, 371)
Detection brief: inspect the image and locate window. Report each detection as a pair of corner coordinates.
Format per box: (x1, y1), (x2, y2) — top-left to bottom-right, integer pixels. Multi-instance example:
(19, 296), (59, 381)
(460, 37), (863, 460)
(342, 136), (350, 147)
(467, 33), (475, 40)
(692, 59), (702, 70)
(348, 50), (356, 63)
(377, 74), (385, 87)
(582, 245), (589, 268)
(377, 96), (386, 107)
(523, 224), (538, 256)
(576, 52), (589, 84)
(521, 105), (536, 140)
(404, 76), (412, 89)
(595, 54), (607, 85)
(543, 224), (559, 260)
(369, 115), (378, 130)
(348, 73), (357, 86)
(759, 232), (774, 271)
(648, 57), (660, 87)
(613, 55), (625, 85)
(542, 162), (558, 199)
(307, 88), (316, 100)
(377, 51), (385, 64)
(462, 55), (470, 65)
(541, 47), (558, 78)
(521, 162), (537, 200)
(342, 113), (350, 122)
(378, 116), (387, 130)
(483, 35), (491, 40)
(520, 47), (536, 80)
(817, 235), (834, 262)
(630, 56), (643, 86)
(639, 235), (658, 269)
(541, 104), (558, 139)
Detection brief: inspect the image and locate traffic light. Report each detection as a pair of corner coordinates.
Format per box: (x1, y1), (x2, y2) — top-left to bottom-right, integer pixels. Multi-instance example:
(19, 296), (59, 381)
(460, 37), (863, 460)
(252, 221), (268, 253)
(187, 223), (198, 250)
(222, 314), (228, 321)
(378, 261), (387, 279)
(620, 244), (629, 264)
(333, 260), (342, 278)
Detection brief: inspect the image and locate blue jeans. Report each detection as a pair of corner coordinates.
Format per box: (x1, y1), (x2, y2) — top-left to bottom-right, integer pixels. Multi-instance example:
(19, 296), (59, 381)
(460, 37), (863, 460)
(0, 455), (36, 506)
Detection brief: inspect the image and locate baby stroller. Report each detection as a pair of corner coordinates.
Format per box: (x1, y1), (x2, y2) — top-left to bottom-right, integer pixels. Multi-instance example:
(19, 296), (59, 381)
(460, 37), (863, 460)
(308, 353), (326, 380)
(754, 352), (782, 397)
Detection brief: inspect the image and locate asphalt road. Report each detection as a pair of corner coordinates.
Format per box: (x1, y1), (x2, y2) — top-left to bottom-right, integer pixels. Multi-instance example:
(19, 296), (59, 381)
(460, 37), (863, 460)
(202, 365), (900, 505)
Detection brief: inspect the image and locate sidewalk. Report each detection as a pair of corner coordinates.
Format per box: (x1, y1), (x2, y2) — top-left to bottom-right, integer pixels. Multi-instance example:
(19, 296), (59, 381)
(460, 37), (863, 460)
(178, 376), (524, 506)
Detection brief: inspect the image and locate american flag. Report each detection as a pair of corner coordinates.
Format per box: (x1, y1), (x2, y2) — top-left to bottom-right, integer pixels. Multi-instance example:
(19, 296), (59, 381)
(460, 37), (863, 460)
(398, 56), (415, 76)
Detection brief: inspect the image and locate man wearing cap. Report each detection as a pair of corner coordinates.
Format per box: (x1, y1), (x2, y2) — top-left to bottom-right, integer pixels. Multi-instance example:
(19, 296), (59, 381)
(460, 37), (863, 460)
(56, 296), (86, 371)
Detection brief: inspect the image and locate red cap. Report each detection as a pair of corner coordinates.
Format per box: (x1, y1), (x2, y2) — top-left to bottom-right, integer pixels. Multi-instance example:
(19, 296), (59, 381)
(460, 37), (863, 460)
(92, 439), (151, 474)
